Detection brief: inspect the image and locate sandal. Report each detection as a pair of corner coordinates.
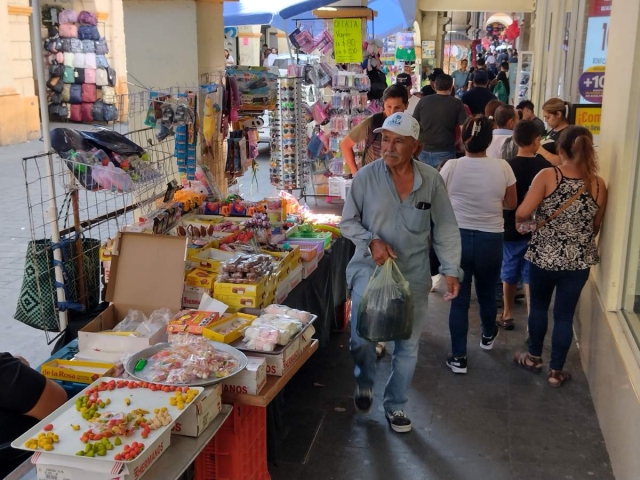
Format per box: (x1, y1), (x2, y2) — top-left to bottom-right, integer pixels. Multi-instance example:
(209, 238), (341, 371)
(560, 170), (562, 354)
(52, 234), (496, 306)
(497, 318), (515, 330)
(548, 369), (571, 388)
(513, 351), (543, 373)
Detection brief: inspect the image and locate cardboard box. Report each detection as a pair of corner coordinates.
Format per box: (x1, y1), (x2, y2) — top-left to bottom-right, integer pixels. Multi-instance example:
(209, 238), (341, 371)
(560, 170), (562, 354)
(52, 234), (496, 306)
(250, 336), (301, 376)
(214, 275), (267, 297)
(202, 313), (255, 344)
(40, 359), (115, 384)
(221, 356), (267, 396)
(302, 248), (324, 279)
(191, 248), (235, 274)
(79, 233), (187, 360)
(171, 384), (222, 437)
(288, 264), (303, 291)
(185, 268), (217, 290)
(182, 285), (208, 309)
(33, 428), (171, 480)
(167, 310), (220, 335)
(299, 324), (316, 353)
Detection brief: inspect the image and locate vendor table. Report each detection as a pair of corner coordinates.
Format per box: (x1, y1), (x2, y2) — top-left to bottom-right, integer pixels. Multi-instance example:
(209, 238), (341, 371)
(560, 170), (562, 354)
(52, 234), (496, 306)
(5, 405), (232, 480)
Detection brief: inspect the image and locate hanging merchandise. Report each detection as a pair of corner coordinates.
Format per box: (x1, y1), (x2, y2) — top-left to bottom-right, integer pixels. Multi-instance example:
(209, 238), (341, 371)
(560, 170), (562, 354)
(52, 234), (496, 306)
(395, 32), (416, 62)
(269, 78), (308, 190)
(225, 66), (278, 112)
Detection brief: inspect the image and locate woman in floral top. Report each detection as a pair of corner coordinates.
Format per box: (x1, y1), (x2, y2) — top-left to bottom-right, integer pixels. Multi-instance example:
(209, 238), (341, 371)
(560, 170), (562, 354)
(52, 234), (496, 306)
(513, 126), (608, 387)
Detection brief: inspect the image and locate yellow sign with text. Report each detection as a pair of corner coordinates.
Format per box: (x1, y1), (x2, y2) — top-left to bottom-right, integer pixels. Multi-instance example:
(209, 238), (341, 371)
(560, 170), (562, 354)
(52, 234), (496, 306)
(574, 106), (602, 135)
(333, 18), (363, 64)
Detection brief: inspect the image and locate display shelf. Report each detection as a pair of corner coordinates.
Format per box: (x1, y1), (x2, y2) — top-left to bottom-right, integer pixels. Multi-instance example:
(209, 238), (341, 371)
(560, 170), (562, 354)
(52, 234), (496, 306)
(221, 340), (319, 407)
(515, 51), (534, 105)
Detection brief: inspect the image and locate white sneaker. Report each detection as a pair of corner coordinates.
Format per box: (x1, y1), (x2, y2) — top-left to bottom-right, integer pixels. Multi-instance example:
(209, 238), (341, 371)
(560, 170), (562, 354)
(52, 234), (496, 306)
(385, 410), (412, 433)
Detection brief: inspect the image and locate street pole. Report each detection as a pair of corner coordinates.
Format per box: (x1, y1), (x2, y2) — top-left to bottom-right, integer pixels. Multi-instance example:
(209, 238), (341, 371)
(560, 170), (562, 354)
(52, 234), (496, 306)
(32, 0), (69, 332)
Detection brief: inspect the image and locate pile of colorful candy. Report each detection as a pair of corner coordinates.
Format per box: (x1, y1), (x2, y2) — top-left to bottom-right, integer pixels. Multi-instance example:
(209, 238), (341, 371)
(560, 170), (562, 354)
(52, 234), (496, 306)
(143, 335), (240, 384)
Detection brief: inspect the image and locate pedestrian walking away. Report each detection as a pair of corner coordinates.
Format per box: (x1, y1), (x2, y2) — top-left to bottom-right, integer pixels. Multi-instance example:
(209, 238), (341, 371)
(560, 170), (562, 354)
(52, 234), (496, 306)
(514, 126), (607, 387)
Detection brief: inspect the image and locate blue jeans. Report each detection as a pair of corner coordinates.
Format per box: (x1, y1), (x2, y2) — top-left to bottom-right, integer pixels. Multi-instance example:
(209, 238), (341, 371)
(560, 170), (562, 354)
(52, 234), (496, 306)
(527, 264), (589, 370)
(418, 150), (456, 170)
(350, 285), (428, 412)
(449, 229), (503, 357)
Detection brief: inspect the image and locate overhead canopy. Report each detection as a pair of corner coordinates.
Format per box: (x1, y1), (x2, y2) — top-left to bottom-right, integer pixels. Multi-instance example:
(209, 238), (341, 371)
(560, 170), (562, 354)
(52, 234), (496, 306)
(367, 0), (416, 39)
(223, 0), (339, 27)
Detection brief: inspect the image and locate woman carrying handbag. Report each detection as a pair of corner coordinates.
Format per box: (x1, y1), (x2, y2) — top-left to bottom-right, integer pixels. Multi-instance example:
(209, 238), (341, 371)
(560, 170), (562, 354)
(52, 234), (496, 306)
(513, 126), (608, 387)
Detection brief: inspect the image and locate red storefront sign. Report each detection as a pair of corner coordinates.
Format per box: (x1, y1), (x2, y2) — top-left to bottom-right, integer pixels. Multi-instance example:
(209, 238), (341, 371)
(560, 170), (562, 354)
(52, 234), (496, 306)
(589, 0), (612, 17)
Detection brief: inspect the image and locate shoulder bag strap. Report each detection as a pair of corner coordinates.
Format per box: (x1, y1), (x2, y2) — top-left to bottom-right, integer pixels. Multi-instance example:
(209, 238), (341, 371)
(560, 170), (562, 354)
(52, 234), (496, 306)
(537, 184), (588, 230)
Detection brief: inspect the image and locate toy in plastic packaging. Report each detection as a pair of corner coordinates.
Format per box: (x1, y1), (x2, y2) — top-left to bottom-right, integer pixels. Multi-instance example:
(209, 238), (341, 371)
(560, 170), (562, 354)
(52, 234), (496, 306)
(356, 259), (413, 342)
(92, 162), (135, 192)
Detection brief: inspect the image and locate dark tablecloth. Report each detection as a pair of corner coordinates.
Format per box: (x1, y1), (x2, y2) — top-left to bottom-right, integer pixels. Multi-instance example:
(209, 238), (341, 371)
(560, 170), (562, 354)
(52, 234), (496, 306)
(281, 237), (354, 346)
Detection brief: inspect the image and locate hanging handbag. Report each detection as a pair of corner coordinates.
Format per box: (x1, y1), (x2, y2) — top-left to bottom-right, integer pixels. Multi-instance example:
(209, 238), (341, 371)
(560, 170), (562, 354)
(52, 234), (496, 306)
(82, 39), (95, 53)
(59, 23), (78, 38)
(14, 193), (101, 332)
(47, 75), (64, 93)
(49, 64), (65, 77)
(77, 11), (97, 25)
(58, 9), (78, 24)
(61, 84), (71, 102)
(95, 37), (109, 55)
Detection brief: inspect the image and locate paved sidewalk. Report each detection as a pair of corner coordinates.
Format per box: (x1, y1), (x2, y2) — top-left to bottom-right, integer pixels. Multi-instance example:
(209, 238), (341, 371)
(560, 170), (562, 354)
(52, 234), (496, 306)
(270, 288), (615, 480)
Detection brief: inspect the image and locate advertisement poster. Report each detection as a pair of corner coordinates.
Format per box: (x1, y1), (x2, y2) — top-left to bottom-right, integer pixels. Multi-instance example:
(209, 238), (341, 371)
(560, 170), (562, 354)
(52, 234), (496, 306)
(333, 19), (363, 64)
(572, 104), (602, 145)
(580, 0), (611, 103)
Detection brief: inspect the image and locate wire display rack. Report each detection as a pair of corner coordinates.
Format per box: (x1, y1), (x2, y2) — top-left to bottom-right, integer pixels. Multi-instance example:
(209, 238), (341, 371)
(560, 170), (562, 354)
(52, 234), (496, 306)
(19, 87), (195, 343)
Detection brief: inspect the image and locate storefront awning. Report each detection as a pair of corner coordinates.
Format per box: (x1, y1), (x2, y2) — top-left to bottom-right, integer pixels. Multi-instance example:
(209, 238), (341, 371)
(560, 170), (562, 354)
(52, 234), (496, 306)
(367, 0), (417, 39)
(223, 0), (340, 27)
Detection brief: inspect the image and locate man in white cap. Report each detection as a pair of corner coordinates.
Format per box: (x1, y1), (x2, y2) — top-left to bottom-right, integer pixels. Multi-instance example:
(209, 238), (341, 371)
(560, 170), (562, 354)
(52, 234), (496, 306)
(340, 113), (463, 433)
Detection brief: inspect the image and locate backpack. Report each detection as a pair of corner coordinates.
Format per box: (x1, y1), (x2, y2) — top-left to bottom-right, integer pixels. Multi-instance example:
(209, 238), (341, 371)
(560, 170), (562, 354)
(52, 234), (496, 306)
(361, 112), (386, 165)
(62, 66), (75, 84)
(77, 11), (97, 26)
(101, 86), (116, 105)
(92, 100), (105, 122)
(96, 55), (109, 68)
(70, 38), (83, 53)
(63, 52), (74, 67)
(49, 64), (65, 77)
(84, 53), (96, 69)
(107, 67), (116, 87)
(500, 136), (519, 160)
(73, 52), (85, 68)
(61, 84), (71, 102)
(58, 9), (77, 24)
(81, 84), (97, 103)
(59, 23), (78, 38)
(74, 68), (85, 84)
(103, 104), (118, 122)
(494, 80), (509, 103)
(49, 92), (62, 104)
(81, 103), (94, 122)
(69, 84), (82, 104)
(95, 37), (109, 55)
(60, 38), (72, 53)
(45, 37), (59, 53)
(84, 68), (96, 84)
(70, 104), (82, 122)
(95, 68), (108, 86)
(82, 39), (95, 53)
(366, 68), (388, 101)
(78, 25), (100, 41)
(48, 103), (68, 118)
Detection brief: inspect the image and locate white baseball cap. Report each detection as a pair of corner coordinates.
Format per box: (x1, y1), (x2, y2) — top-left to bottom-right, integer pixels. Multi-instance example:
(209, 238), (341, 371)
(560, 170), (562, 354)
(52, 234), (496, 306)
(374, 112), (421, 140)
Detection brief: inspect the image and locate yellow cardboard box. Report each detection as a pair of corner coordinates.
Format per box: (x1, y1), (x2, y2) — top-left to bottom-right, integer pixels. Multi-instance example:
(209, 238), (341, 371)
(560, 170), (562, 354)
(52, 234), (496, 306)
(185, 268), (217, 290)
(40, 359), (116, 384)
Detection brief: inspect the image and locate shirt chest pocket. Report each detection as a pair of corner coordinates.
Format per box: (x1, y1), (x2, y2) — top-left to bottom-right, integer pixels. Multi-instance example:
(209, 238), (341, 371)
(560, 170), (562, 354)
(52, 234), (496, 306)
(401, 205), (431, 234)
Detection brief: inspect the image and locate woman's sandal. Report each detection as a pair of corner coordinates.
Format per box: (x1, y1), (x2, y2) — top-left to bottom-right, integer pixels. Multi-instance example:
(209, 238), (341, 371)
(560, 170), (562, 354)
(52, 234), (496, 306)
(513, 351), (543, 373)
(497, 318), (515, 330)
(548, 369), (572, 388)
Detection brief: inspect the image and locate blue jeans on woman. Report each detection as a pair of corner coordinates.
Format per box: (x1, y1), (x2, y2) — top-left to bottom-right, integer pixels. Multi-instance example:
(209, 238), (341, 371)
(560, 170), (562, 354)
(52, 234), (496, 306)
(418, 150), (457, 170)
(527, 264), (590, 370)
(449, 229), (503, 358)
(350, 286), (428, 413)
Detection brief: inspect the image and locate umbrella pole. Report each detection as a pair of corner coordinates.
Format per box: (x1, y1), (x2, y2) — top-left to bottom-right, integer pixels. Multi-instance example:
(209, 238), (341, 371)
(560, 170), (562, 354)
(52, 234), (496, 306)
(71, 186), (86, 310)
(32, 0), (69, 331)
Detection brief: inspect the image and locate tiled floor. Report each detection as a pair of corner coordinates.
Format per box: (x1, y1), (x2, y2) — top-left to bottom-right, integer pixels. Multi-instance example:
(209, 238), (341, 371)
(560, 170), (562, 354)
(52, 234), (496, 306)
(269, 290), (615, 480)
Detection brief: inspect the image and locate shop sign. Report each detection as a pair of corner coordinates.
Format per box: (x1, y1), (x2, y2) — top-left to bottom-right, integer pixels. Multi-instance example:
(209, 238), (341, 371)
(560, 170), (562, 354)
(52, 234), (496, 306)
(578, 66), (605, 103)
(572, 104), (602, 144)
(422, 40), (435, 59)
(333, 19), (363, 64)
(580, 0), (610, 103)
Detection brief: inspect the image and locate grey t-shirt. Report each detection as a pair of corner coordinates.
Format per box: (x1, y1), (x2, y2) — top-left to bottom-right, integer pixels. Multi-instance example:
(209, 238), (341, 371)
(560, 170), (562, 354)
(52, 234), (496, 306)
(413, 94), (468, 151)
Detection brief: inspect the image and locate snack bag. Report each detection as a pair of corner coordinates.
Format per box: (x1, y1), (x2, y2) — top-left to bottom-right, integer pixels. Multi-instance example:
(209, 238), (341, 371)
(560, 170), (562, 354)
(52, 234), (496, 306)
(356, 259), (413, 342)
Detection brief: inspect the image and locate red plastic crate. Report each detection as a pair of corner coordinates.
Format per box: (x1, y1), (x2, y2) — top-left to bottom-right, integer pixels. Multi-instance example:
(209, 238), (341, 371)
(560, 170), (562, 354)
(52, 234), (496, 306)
(195, 405), (270, 480)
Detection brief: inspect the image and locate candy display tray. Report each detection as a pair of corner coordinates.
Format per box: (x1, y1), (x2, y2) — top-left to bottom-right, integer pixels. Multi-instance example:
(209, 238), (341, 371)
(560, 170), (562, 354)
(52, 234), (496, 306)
(12, 377), (204, 463)
(230, 311), (317, 355)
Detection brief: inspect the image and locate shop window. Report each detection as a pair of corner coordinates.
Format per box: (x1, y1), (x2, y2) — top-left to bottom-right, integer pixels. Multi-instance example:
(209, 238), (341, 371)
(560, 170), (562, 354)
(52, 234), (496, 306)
(623, 143), (640, 346)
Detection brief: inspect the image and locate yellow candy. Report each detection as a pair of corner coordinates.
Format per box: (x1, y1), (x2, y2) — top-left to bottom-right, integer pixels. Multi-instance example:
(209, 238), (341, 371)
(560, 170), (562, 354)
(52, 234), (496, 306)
(105, 398), (111, 406)
(43, 444), (54, 451)
(168, 398), (177, 406)
(177, 403), (185, 410)
(161, 407), (167, 412)
(71, 424), (80, 431)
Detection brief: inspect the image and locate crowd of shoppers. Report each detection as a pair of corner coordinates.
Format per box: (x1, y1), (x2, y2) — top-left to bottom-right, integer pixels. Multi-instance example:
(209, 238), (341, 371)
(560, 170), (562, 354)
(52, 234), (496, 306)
(342, 74), (607, 433)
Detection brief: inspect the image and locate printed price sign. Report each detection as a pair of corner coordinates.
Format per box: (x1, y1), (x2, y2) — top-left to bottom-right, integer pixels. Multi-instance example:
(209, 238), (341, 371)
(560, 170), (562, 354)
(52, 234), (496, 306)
(333, 18), (363, 64)
(578, 66), (605, 103)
